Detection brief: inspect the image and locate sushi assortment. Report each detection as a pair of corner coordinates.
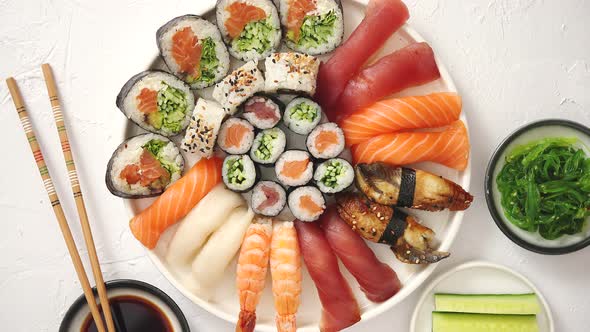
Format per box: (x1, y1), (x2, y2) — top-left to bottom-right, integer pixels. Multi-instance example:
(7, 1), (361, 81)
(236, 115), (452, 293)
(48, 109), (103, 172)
(106, 0), (478, 330)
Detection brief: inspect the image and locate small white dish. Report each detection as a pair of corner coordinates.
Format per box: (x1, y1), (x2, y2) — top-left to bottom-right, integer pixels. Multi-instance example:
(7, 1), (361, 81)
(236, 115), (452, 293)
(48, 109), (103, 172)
(410, 261), (554, 332)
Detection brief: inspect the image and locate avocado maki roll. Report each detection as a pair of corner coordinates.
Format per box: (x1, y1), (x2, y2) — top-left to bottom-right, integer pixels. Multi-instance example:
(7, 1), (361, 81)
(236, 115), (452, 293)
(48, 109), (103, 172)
(250, 127), (287, 165)
(216, 0), (282, 61)
(313, 158), (353, 194)
(283, 97), (322, 135)
(157, 15), (231, 89)
(116, 70), (194, 137)
(106, 134), (184, 198)
(222, 154), (258, 192)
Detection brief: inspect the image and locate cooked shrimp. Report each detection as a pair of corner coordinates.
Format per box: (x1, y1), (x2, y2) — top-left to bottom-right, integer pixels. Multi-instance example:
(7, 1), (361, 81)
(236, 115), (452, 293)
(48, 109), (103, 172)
(270, 221), (302, 332)
(235, 217), (272, 332)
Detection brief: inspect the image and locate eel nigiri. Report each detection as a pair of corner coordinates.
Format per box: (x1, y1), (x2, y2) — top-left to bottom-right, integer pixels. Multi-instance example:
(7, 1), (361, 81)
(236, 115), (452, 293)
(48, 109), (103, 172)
(270, 221), (302, 332)
(340, 93), (462, 146)
(352, 121), (470, 171)
(236, 217), (273, 332)
(330, 42), (441, 122)
(336, 192), (450, 264)
(355, 163), (473, 211)
(294, 220), (361, 332)
(320, 207), (401, 303)
(190, 206), (254, 299)
(315, 0), (409, 110)
(129, 157), (223, 249)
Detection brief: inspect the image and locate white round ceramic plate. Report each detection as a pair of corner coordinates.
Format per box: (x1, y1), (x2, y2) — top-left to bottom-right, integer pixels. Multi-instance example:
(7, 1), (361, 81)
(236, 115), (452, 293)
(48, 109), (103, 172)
(122, 0), (472, 330)
(410, 261), (554, 332)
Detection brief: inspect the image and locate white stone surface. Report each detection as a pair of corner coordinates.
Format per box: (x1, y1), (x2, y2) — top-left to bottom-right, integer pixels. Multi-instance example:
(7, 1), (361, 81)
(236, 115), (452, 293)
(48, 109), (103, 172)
(0, 0), (588, 331)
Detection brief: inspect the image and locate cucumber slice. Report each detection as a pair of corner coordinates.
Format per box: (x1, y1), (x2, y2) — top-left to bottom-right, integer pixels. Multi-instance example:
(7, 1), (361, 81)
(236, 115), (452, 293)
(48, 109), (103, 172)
(434, 293), (540, 315)
(432, 312), (539, 332)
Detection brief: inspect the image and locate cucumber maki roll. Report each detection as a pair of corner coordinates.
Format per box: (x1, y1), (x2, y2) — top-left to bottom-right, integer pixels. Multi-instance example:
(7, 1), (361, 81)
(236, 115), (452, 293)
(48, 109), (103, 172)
(106, 134), (184, 198)
(222, 154), (258, 192)
(283, 97), (322, 135)
(250, 127), (287, 164)
(116, 70), (194, 137)
(313, 158), (353, 194)
(216, 0), (282, 61)
(279, 0), (344, 55)
(157, 15), (230, 89)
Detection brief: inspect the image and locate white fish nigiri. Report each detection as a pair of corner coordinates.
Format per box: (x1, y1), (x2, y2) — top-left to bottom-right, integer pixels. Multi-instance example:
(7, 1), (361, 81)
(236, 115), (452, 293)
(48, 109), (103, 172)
(166, 184), (244, 268)
(190, 206), (254, 298)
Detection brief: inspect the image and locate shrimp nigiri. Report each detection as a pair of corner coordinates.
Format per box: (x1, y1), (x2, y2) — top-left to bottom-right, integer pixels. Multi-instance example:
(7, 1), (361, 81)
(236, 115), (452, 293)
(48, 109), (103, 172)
(270, 221), (302, 332)
(236, 217), (273, 332)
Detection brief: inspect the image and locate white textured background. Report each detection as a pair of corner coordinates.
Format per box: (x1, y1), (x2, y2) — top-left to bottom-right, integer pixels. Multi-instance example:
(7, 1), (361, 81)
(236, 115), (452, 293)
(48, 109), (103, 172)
(1, 0), (589, 331)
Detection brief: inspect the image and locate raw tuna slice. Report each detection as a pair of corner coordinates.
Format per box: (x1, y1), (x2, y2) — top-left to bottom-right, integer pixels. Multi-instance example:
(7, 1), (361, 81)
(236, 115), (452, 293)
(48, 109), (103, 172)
(315, 0), (409, 111)
(330, 42), (441, 122)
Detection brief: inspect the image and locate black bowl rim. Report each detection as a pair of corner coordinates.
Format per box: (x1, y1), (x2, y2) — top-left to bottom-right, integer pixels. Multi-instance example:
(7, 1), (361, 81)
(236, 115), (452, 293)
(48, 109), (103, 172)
(485, 118), (590, 255)
(59, 279), (190, 332)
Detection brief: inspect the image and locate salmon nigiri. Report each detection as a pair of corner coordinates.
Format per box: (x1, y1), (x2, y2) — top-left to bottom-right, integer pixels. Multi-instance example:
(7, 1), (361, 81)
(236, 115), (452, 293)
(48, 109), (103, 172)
(236, 217), (273, 332)
(352, 121), (470, 171)
(129, 157), (223, 249)
(340, 93), (462, 146)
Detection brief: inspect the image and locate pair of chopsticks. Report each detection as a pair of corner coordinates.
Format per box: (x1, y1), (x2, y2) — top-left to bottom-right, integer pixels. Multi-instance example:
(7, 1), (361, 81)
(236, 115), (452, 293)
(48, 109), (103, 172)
(6, 64), (116, 332)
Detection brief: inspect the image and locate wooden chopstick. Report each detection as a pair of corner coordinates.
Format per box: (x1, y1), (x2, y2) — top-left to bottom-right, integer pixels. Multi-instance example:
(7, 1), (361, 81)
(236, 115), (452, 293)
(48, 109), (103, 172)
(40, 64), (116, 332)
(5, 77), (108, 332)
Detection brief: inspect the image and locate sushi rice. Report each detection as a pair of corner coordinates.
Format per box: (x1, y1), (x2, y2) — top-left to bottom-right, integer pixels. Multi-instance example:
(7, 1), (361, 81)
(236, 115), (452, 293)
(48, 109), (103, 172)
(264, 52), (320, 95)
(251, 180), (287, 216)
(250, 127), (287, 164)
(181, 99), (226, 158)
(284, 97), (322, 135)
(222, 154), (258, 192)
(213, 61), (265, 115)
(313, 158), (354, 194)
(288, 186), (326, 222)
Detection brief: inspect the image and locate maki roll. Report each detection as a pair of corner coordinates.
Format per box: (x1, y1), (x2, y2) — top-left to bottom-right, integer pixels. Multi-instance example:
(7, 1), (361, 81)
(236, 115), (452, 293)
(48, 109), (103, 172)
(242, 95), (283, 129)
(216, 0), (282, 61)
(181, 99), (226, 158)
(279, 0), (344, 55)
(283, 97), (322, 135)
(213, 61), (265, 115)
(251, 181), (287, 216)
(106, 134), (184, 198)
(222, 154), (258, 192)
(313, 158), (353, 194)
(250, 127), (287, 164)
(275, 150), (313, 187)
(116, 70), (194, 137)
(217, 117), (255, 154)
(306, 122), (345, 159)
(288, 186), (326, 222)
(264, 52), (320, 95)
(157, 15), (230, 89)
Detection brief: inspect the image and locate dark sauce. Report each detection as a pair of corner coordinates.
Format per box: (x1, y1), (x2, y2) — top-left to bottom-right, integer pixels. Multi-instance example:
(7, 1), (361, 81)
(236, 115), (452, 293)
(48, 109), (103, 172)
(81, 295), (172, 332)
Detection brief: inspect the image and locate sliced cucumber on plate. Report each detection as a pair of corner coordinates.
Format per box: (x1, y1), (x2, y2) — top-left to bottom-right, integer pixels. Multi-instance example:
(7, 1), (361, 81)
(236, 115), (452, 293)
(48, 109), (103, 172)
(432, 312), (539, 332)
(434, 293), (541, 315)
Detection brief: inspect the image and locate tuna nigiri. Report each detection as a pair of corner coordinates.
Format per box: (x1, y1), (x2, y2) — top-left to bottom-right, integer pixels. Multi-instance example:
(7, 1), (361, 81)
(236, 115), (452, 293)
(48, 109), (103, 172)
(129, 157), (222, 249)
(320, 207), (401, 303)
(330, 42), (441, 122)
(294, 220), (361, 332)
(236, 217), (273, 332)
(352, 121), (470, 171)
(315, 0), (410, 110)
(340, 93), (462, 146)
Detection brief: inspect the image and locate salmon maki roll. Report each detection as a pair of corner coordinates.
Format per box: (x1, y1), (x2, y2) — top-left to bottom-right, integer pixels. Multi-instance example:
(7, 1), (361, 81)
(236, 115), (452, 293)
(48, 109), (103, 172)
(218, 117), (255, 154)
(279, 0), (344, 55)
(275, 150), (314, 187)
(216, 0), (282, 61)
(157, 15), (230, 89)
(116, 70), (195, 136)
(106, 134), (184, 198)
(288, 186), (326, 222)
(306, 122), (345, 159)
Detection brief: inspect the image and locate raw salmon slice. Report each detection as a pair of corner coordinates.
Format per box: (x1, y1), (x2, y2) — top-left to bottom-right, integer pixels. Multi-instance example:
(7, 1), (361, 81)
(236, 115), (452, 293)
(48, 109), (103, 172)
(120, 164), (141, 184)
(281, 159), (310, 179)
(287, 0), (317, 41)
(225, 123), (251, 148)
(314, 130), (339, 153)
(352, 121), (470, 171)
(172, 27), (202, 77)
(340, 93), (462, 146)
(330, 42), (441, 122)
(136, 88), (158, 114)
(299, 195), (323, 214)
(129, 157), (223, 249)
(225, 2), (267, 39)
(138, 149), (170, 187)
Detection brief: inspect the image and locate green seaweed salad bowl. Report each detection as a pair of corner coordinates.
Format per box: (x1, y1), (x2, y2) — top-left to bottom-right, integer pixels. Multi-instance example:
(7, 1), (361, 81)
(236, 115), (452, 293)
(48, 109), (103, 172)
(485, 119), (590, 255)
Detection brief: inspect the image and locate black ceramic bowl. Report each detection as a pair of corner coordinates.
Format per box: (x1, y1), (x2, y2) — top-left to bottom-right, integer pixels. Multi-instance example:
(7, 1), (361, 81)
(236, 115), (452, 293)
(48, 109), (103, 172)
(59, 279), (190, 332)
(485, 119), (590, 255)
